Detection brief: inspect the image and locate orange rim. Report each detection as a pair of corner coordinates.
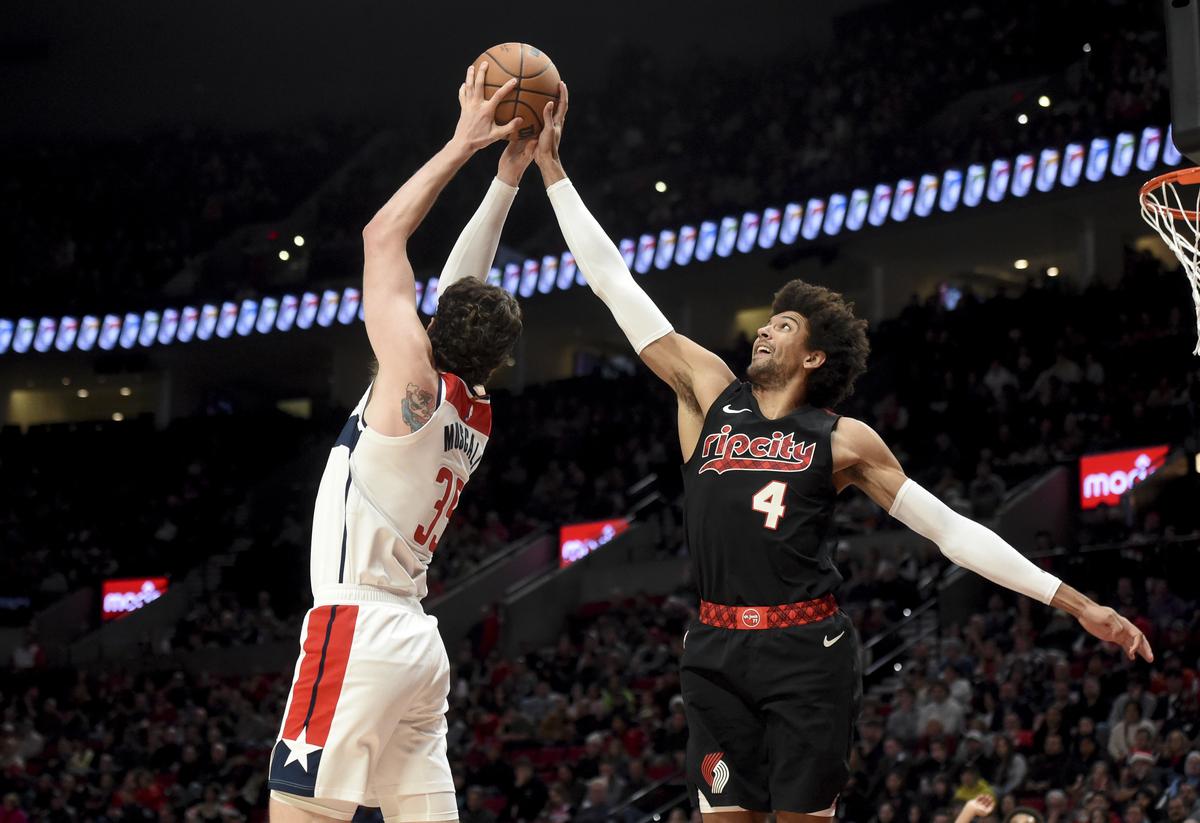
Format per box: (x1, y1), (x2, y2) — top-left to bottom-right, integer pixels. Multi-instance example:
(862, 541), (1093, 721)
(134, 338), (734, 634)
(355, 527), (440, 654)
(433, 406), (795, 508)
(1141, 166), (1200, 220)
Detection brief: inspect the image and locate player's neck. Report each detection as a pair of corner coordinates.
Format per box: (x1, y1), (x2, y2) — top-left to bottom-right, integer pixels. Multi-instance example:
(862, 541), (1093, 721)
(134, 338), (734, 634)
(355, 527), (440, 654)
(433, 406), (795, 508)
(750, 381), (808, 420)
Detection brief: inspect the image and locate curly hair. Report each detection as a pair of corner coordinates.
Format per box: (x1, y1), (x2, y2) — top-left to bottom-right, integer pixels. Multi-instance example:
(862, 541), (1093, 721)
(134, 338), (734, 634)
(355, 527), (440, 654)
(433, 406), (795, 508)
(428, 279), (523, 387)
(771, 279), (870, 409)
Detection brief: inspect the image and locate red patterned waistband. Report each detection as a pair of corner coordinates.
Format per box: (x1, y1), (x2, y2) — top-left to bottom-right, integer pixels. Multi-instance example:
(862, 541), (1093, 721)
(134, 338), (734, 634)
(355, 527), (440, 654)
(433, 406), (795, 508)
(699, 594), (839, 630)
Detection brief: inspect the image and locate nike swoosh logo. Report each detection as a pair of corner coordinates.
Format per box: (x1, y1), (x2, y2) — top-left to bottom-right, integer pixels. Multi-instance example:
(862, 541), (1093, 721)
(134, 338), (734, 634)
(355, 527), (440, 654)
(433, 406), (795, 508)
(823, 631), (845, 648)
(722, 404), (751, 414)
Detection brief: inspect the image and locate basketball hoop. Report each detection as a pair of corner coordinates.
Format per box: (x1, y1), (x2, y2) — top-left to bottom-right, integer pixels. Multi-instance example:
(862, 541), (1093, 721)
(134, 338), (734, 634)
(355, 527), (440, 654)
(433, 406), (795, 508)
(1139, 166), (1200, 355)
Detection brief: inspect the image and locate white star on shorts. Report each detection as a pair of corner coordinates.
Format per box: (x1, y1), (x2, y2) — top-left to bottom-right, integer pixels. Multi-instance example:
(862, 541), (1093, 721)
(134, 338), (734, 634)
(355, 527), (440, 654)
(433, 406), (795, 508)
(281, 727), (322, 772)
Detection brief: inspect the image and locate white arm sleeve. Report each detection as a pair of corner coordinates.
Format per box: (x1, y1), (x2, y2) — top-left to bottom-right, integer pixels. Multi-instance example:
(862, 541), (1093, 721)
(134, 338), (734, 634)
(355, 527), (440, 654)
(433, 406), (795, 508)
(889, 479), (1062, 604)
(545, 177), (673, 353)
(436, 177), (518, 298)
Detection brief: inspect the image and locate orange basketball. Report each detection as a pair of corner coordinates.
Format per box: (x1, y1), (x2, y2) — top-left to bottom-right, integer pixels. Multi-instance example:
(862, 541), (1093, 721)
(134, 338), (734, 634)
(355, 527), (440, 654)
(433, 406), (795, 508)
(472, 43), (561, 140)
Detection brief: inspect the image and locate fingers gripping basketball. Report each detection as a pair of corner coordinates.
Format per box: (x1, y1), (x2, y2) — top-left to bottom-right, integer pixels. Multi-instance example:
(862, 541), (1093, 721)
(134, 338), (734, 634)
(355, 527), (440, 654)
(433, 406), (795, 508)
(472, 43), (561, 139)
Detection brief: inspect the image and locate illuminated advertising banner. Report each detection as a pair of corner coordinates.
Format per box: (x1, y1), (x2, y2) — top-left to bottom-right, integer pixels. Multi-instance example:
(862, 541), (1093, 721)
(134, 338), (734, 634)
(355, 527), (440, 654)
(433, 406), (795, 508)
(636, 233), (657, 273)
(1079, 445), (1170, 509)
(824, 193), (848, 235)
(235, 300), (258, 336)
(502, 262), (521, 295)
(296, 293), (319, 330)
(1164, 126), (1182, 166)
(256, 297), (278, 334)
(892, 179), (916, 221)
(1086, 138), (1110, 182)
(801, 198), (825, 239)
(716, 217), (738, 257)
(101, 576), (169, 621)
(216, 301), (239, 338)
(675, 226), (697, 265)
(1036, 148), (1060, 192)
(540, 256), (559, 293)
(316, 290), (340, 327)
(275, 297), (298, 333)
(619, 237), (637, 268)
(657, 229), (678, 268)
(519, 259), (540, 297)
(119, 313), (141, 349)
(780, 203), (803, 244)
(4, 125), (1184, 359)
(178, 306), (200, 342)
(736, 212), (759, 253)
(55, 316), (78, 352)
(846, 189), (870, 231)
(869, 185), (892, 227)
(559, 517), (631, 567)
(159, 308), (179, 344)
(986, 159), (1010, 203)
(198, 304), (221, 340)
(1061, 143), (1085, 187)
(1113, 132), (1136, 176)
(139, 311), (160, 347)
(1012, 153), (1036, 197)
(77, 316), (100, 351)
(963, 164), (986, 207)
(759, 208), (781, 248)
(914, 174), (938, 217)
(34, 317), (57, 353)
(335, 289), (359, 325)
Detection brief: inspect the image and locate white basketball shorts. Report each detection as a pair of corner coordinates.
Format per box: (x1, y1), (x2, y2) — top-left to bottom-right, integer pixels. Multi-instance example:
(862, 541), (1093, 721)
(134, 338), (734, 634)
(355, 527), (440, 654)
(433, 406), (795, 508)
(267, 585), (453, 808)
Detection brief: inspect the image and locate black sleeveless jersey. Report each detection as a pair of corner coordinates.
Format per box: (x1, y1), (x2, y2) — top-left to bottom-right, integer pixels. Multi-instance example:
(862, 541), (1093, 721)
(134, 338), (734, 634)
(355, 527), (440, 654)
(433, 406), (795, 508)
(682, 380), (842, 605)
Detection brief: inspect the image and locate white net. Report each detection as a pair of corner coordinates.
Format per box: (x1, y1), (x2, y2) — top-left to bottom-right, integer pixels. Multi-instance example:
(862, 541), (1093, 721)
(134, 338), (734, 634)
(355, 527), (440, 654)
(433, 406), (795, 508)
(1140, 174), (1200, 355)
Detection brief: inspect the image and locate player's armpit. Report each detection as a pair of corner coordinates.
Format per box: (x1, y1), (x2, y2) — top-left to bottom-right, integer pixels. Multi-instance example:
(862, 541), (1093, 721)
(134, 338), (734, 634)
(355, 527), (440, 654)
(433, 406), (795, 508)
(830, 417), (909, 506)
(639, 332), (737, 416)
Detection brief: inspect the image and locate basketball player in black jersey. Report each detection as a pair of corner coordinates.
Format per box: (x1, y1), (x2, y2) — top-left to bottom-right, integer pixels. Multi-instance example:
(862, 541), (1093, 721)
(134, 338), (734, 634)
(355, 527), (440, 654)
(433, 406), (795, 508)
(529, 87), (1153, 822)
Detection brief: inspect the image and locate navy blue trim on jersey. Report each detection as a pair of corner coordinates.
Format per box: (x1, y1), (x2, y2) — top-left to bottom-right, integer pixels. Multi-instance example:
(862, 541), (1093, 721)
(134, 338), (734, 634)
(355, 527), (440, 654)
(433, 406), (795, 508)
(333, 414), (361, 583)
(337, 472), (352, 584)
(302, 605), (340, 728)
(334, 413), (361, 451)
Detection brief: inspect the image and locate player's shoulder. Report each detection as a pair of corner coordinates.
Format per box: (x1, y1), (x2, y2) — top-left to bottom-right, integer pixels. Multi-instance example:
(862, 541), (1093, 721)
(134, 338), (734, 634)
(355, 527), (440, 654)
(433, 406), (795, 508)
(830, 416), (891, 460)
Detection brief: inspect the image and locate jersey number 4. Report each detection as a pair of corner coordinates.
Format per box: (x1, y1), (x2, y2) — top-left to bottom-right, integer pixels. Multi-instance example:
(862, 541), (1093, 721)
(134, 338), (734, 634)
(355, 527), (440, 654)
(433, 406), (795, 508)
(751, 480), (787, 530)
(414, 466), (464, 552)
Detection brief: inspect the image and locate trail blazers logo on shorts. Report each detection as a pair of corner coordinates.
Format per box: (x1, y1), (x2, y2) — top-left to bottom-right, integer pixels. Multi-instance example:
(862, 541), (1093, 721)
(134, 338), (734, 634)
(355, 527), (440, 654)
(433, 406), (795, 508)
(701, 752), (730, 794)
(699, 425), (816, 475)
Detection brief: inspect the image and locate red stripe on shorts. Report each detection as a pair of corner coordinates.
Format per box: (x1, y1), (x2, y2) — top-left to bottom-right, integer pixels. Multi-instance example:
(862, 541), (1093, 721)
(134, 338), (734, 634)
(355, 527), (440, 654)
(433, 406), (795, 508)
(282, 605), (359, 745)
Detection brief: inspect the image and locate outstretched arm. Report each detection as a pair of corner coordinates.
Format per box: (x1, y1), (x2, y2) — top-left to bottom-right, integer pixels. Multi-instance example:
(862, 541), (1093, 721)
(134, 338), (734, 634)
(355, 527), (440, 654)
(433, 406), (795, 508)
(436, 137), (536, 297)
(362, 63), (519, 437)
(533, 84), (735, 458)
(832, 417), (1153, 662)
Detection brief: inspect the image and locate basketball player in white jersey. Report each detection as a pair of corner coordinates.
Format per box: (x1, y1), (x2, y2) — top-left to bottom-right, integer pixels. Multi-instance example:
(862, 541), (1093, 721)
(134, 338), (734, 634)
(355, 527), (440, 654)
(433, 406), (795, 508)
(268, 63), (534, 823)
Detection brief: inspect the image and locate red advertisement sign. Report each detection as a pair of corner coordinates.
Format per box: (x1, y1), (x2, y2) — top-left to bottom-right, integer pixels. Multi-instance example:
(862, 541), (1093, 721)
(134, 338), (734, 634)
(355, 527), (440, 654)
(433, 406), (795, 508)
(101, 577), (169, 621)
(1079, 446), (1169, 509)
(559, 518), (630, 568)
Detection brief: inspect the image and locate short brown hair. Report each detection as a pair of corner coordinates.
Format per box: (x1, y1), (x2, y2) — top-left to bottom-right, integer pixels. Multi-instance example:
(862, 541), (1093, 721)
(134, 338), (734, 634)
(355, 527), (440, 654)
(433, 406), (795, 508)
(428, 279), (522, 387)
(772, 279), (869, 408)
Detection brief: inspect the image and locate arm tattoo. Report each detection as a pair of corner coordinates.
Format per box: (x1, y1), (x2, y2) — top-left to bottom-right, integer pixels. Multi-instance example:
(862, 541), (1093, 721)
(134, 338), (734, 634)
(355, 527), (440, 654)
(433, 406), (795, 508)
(401, 382), (436, 432)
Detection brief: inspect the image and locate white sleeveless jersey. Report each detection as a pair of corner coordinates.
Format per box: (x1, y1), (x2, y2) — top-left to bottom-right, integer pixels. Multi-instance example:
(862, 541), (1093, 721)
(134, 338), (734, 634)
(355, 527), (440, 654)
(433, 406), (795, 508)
(309, 372), (492, 600)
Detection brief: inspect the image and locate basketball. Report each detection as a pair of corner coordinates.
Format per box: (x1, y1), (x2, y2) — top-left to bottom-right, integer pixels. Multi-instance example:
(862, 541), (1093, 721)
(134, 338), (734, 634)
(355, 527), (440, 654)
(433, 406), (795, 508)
(472, 43), (561, 140)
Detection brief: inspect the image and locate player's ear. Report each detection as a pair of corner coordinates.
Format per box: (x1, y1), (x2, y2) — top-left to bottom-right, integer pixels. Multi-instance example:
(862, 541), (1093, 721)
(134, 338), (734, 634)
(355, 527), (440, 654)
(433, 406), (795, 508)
(804, 350), (827, 369)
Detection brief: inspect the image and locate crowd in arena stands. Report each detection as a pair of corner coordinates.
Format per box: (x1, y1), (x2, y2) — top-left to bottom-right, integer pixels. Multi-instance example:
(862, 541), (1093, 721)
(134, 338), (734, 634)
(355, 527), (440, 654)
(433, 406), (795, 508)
(0, 413), (317, 627)
(843, 562), (1199, 823)
(6, 0), (1168, 315)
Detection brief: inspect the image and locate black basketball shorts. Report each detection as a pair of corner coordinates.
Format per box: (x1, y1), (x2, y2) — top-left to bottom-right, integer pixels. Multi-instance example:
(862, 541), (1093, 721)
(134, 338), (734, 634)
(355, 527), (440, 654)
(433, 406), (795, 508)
(680, 608), (862, 814)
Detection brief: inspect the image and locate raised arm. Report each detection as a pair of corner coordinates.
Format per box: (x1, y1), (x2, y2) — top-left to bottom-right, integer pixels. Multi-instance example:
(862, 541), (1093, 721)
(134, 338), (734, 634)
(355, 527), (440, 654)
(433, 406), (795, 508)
(832, 416), (1154, 662)
(436, 137), (535, 297)
(533, 84), (735, 458)
(361, 63), (519, 436)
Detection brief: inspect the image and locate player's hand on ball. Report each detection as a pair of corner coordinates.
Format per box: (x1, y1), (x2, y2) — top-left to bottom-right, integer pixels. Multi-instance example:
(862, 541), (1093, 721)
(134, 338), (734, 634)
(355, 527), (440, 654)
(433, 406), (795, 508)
(533, 81), (568, 167)
(454, 62), (523, 152)
(1078, 603), (1154, 662)
(497, 137), (537, 187)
